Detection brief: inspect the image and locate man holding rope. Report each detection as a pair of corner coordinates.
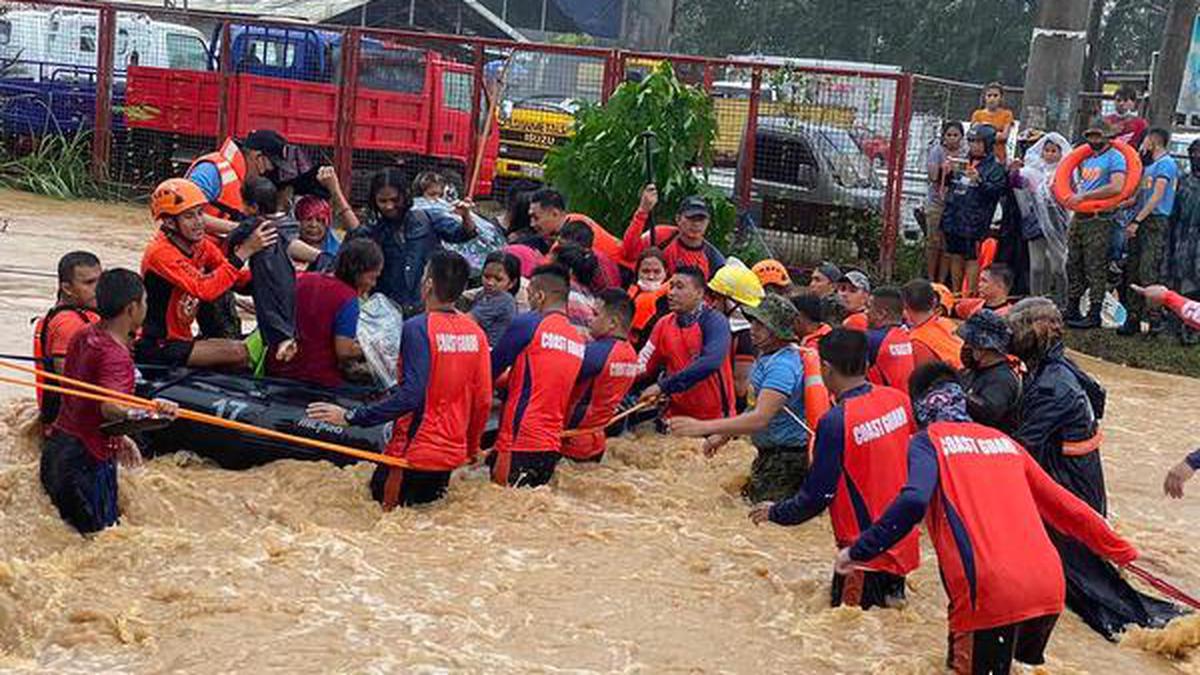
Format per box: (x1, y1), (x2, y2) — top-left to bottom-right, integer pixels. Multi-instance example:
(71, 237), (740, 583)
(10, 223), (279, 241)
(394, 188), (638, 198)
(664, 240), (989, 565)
(41, 269), (178, 535)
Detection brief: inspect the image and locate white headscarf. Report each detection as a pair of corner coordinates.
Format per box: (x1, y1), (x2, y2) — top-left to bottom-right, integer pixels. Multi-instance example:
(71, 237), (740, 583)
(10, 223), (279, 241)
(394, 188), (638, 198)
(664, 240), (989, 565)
(1023, 132), (1072, 185)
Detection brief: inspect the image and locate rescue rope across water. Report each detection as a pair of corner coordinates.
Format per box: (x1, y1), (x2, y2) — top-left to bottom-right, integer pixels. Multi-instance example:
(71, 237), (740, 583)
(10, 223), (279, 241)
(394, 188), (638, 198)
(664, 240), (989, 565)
(1126, 562), (1200, 611)
(560, 400), (654, 439)
(0, 359), (411, 470)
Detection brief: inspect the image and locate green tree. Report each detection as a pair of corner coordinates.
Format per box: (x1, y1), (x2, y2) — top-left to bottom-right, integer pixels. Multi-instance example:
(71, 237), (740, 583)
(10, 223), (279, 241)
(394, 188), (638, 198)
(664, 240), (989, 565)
(543, 61), (736, 247)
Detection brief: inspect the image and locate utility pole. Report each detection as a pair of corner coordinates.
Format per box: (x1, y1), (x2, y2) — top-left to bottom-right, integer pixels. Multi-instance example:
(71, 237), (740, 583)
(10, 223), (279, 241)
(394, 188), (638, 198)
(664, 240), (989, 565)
(621, 0), (676, 51)
(1148, 0), (1199, 128)
(1021, 0), (1092, 137)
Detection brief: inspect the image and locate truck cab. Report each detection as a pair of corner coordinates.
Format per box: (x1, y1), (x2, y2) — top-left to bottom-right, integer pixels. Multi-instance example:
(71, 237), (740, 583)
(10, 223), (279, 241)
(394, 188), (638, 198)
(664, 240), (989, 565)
(225, 23), (333, 82)
(0, 8), (207, 83)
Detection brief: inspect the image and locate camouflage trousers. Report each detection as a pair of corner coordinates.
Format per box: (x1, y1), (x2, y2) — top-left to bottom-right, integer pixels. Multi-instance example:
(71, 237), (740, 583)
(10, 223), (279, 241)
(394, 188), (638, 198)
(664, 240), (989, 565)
(1067, 214), (1115, 315)
(1123, 215), (1168, 323)
(742, 446), (810, 504)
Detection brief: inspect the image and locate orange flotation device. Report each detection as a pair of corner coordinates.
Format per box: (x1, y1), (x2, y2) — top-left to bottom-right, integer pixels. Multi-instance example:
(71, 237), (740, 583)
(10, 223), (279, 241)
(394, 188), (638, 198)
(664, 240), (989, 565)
(1052, 141), (1142, 213)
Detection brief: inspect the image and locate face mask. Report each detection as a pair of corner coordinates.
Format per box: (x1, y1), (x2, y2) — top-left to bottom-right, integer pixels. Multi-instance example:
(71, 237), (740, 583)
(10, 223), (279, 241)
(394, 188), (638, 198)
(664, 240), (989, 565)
(960, 345), (978, 371)
(1141, 151), (1155, 165)
(1088, 140), (1108, 153)
(638, 279), (663, 292)
(1190, 157), (1200, 176)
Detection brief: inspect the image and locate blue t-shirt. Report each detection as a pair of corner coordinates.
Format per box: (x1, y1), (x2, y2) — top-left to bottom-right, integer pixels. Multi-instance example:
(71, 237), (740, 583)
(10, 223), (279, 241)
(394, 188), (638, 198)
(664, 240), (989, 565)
(748, 347), (809, 450)
(1076, 146), (1127, 194)
(1138, 154), (1179, 217)
(187, 161), (223, 202)
(332, 297), (360, 339)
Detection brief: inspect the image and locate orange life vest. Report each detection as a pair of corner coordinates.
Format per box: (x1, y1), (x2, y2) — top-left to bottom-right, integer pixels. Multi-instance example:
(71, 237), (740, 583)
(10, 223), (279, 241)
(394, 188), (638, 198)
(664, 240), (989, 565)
(32, 305), (98, 424)
(908, 316), (964, 369)
(628, 283), (668, 336)
(187, 137), (247, 220)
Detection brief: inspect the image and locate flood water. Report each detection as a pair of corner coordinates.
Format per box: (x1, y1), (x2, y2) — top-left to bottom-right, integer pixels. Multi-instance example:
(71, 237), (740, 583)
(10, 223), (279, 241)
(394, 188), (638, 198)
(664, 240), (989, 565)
(2, 188), (1200, 673)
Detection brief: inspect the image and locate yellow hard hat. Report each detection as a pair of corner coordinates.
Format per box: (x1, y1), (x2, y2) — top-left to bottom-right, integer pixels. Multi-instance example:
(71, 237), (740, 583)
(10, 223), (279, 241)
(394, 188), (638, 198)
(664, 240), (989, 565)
(708, 262), (765, 308)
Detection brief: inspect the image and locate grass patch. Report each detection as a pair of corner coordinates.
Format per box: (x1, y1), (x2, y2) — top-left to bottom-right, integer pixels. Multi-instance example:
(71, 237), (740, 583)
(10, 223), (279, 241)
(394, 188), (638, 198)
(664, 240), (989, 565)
(1065, 327), (1200, 379)
(0, 132), (112, 200)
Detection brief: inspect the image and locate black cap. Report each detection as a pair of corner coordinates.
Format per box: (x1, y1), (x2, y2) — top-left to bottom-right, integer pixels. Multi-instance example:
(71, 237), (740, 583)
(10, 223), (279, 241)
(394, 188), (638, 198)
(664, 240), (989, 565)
(678, 195), (710, 218)
(957, 309), (1012, 352)
(814, 261), (843, 284)
(242, 129), (299, 182)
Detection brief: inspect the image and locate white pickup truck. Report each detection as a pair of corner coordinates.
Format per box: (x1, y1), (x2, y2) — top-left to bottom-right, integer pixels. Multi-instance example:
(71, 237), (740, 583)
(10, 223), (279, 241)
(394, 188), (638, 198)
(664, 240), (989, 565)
(0, 7), (209, 82)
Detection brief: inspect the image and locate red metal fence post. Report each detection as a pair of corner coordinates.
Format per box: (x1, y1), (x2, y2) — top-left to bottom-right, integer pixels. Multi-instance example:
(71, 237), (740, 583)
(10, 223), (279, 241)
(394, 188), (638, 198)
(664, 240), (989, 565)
(880, 73), (914, 279)
(467, 41), (486, 194)
(216, 22), (233, 142)
(737, 66), (762, 209)
(334, 29), (362, 190)
(91, 5), (116, 182)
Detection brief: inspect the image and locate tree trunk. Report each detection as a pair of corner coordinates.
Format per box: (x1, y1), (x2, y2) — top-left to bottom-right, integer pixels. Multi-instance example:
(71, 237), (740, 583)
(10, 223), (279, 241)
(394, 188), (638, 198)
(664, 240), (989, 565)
(1149, 0), (1199, 128)
(1022, 0), (1092, 136)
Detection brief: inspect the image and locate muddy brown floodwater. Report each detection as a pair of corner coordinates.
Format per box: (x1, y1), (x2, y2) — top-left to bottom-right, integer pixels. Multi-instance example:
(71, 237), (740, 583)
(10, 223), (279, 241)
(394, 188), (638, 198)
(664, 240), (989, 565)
(2, 188), (1200, 673)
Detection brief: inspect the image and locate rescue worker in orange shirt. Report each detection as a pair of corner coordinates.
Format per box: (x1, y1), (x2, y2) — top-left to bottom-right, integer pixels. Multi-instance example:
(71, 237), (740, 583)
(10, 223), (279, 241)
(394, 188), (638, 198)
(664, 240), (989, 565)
(33, 251), (102, 425)
(307, 251), (491, 508)
(750, 327), (918, 610)
(561, 290), (641, 463)
(791, 291), (833, 350)
(953, 263), (1015, 319)
(135, 179), (276, 369)
(670, 294), (829, 503)
(638, 266), (736, 423)
(902, 278), (964, 368)
(838, 270), (871, 331)
(864, 286), (916, 394)
(837, 362), (1138, 675)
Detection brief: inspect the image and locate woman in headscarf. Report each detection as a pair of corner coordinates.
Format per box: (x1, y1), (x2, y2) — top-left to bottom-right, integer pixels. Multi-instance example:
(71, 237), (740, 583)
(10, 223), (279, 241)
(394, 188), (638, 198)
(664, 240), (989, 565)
(1008, 298), (1181, 640)
(1014, 132), (1072, 308)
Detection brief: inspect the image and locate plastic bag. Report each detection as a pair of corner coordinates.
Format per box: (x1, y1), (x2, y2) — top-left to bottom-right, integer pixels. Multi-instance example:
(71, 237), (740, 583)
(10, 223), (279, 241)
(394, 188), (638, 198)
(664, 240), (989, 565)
(357, 293), (404, 388)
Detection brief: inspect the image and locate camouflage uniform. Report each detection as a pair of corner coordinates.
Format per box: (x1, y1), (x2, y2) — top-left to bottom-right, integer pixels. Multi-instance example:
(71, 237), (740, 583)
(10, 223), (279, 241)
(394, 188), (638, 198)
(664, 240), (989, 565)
(742, 449), (810, 503)
(1067, 214), (1113, 316)
(1123, 214), (1168, 324)
(738, 293), (813, 503)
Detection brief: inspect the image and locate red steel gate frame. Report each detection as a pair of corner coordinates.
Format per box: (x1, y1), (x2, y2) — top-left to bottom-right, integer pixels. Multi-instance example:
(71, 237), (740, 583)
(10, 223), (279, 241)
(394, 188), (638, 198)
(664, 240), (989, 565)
(53, 0), (913, 275)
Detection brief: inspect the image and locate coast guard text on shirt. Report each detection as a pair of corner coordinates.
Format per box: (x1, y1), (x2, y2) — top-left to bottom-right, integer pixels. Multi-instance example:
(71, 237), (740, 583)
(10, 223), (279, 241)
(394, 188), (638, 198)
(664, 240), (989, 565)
(939, 434), (1021, 457)
(851, 406), (909, 445)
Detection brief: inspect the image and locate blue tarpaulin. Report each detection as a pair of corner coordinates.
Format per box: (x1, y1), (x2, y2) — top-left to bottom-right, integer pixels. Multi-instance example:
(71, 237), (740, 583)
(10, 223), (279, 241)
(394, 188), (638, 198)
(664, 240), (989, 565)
(552, 0), (622, 39)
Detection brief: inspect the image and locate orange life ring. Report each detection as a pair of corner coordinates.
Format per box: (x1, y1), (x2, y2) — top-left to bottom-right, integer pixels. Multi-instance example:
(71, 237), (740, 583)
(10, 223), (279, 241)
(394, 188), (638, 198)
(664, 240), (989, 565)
(1052, 140), (1142, 213)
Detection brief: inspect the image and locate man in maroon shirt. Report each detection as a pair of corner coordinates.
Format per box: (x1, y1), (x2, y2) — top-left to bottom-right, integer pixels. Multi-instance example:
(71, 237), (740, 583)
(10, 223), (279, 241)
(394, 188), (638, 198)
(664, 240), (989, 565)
(41, 269), (177, 534)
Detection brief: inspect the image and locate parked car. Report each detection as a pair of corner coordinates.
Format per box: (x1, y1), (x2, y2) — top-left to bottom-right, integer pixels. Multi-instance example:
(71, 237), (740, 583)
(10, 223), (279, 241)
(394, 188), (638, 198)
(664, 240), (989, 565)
(729, 117), (886, 263)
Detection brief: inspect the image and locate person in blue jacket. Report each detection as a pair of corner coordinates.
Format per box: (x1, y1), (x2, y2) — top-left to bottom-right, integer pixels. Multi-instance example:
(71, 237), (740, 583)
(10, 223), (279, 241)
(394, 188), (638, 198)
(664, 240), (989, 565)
(347, 167), (478, 317)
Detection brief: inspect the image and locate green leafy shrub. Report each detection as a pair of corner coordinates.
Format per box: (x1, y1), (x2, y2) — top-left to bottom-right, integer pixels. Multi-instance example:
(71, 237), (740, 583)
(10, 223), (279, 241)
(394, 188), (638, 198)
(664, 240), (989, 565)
(544, 61), (735, 248)
(0, 131), (106, 200)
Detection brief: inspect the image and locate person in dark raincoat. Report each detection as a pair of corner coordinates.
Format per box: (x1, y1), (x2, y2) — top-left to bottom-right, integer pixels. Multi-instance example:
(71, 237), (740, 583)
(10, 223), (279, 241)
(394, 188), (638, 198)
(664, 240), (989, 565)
(1162, 139), (1200, 345)
(1007, 297), (1182, 639)
(942, 123), (1008, 295)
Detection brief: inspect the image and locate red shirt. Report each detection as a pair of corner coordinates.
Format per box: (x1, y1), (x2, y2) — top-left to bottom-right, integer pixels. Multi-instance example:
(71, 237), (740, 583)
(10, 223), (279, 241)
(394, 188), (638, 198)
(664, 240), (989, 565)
(925, 423), (1137, 631)
(268, 273), (359, 387)
(621, 209), (726, 279)
(833, 386), (919, 576)
(866, 326), (916, 394)
(639, 307), (735, 420)
(53, 325), (135, 461)
(493, 311), (586, 453)
(561, 337), (640, 460)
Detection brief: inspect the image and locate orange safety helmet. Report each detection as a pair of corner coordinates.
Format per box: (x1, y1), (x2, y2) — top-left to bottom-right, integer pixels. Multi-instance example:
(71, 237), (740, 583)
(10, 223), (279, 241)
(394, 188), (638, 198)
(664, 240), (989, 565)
(151, 178), (208, 221)
(930, 283), (956, 317)
(752, 259), (791, 288)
